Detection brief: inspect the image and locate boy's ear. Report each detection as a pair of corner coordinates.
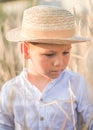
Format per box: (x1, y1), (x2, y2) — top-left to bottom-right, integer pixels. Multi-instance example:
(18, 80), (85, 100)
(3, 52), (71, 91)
(20, 42), (30, 59)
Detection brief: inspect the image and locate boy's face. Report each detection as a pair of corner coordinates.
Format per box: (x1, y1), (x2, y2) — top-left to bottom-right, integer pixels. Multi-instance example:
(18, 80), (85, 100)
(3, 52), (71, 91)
(28, 43), (71, 79)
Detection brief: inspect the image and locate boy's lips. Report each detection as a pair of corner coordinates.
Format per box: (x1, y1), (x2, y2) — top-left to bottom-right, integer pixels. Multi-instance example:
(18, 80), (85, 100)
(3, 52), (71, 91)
(51, 70), (62, 75)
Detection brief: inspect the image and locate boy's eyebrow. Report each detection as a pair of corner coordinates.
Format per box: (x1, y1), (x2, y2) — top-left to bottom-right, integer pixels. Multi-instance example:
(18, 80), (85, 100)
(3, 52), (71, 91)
(45, 47), (72, 53)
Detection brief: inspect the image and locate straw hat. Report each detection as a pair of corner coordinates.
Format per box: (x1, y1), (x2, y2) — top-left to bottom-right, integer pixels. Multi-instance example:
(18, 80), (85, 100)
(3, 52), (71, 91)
(6, 5), (89, 44)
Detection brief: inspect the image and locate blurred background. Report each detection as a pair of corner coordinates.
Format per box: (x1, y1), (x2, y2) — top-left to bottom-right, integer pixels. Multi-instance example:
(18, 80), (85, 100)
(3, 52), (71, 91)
(0, 0), (93, 90)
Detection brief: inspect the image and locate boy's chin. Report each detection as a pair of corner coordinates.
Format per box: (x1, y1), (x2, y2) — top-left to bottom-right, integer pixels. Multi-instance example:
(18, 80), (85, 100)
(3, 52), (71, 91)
(47, 72), (61, 79)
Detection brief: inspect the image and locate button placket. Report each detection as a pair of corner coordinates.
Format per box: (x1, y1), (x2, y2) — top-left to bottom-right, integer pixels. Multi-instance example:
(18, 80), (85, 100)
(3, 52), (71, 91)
(39, 99), (44, 122)
(38, 99), (46, 130)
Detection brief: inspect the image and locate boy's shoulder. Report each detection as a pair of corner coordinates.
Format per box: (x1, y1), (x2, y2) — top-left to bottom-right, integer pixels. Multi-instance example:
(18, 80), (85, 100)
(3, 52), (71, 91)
(1, 72), (23, 93)
(63, 69), (87, 93)
(64, 69), (83, 79)
(63, 69), (86, 86)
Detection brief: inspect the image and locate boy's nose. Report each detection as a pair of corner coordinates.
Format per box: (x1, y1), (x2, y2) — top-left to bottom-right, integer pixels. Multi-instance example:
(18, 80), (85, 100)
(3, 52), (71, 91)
(53, 56), (63, 67)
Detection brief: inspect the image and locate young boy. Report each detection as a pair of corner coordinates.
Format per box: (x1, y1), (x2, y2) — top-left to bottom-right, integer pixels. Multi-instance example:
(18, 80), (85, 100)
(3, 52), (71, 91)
(0, 5), (93, 130)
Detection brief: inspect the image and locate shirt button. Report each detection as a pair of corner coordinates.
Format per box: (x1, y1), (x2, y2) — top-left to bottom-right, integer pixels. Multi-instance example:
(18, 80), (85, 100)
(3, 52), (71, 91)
(40, 98), (43, 102)
(40, 116), (44, 121)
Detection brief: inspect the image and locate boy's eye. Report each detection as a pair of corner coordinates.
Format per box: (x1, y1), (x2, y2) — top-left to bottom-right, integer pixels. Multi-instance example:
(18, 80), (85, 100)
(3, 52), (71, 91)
(63, 51), (69, 55)
(44, 53), (55, 57)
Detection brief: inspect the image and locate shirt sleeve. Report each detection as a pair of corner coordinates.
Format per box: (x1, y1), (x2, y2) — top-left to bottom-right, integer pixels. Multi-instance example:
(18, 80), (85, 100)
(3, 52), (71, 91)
(0, 84), (14, 130)
(76, 76), (93, 129)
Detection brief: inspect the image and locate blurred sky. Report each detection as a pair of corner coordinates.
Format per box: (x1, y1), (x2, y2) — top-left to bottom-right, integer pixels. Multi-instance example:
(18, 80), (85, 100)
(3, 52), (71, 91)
(39, 0), (93, 13)
(1, 0), (93, 16)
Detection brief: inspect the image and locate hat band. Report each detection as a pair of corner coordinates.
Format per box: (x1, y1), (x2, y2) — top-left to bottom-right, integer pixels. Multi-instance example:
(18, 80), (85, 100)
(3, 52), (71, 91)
(21, 28), (75, 39)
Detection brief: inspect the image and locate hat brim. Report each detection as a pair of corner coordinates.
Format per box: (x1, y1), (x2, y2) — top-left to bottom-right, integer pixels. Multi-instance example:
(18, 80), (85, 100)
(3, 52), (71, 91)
(6, 27), (89, 44)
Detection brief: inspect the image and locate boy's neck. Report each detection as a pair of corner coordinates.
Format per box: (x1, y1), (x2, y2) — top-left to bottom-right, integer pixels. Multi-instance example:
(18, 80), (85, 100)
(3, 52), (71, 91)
(27, 72), (51, 92)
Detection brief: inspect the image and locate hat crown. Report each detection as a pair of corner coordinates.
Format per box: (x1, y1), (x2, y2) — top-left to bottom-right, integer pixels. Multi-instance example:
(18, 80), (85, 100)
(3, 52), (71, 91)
(22, 5), (75, 30)
(6, 5), (88, 44)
